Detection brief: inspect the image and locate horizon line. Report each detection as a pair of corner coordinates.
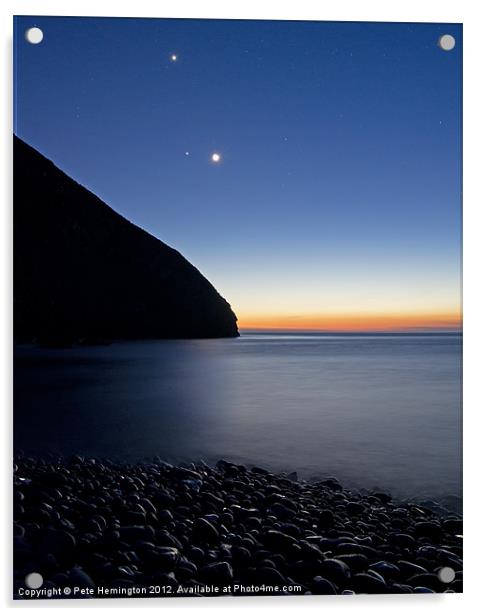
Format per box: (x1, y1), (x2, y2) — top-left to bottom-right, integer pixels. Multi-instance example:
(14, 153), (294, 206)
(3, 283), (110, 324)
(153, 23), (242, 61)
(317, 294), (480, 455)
(239, 327), (462, 334)
(236, 311), (461, 333)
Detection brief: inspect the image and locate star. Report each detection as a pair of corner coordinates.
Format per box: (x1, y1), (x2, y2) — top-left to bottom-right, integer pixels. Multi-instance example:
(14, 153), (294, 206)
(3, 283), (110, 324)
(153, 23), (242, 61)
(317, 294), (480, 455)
(170, 53), (178, 62)
(211, 153), (221, 163)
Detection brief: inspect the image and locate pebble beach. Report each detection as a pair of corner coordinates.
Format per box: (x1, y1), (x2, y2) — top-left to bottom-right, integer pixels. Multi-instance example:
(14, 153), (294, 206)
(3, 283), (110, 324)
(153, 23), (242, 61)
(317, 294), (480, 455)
(13, 455), (463, 598)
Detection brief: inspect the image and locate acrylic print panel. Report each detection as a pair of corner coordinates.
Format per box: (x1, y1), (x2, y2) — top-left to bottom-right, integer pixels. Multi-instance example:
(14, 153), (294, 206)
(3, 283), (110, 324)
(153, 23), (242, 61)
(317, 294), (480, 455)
(13, 16), (462, 599)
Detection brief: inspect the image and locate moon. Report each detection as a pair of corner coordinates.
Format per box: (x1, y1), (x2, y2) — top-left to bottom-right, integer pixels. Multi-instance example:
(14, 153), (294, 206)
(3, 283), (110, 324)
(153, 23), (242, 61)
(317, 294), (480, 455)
(211, 152), (221, 163)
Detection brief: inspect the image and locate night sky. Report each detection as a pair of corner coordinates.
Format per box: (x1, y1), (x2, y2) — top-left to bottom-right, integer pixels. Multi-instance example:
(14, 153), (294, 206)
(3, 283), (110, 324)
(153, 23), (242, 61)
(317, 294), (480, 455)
(14, 17), (462, 331)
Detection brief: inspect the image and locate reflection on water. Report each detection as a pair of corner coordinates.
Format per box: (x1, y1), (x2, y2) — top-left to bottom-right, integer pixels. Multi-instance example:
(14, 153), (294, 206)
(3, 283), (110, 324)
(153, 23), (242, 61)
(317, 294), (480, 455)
(14, 333), (462, 499)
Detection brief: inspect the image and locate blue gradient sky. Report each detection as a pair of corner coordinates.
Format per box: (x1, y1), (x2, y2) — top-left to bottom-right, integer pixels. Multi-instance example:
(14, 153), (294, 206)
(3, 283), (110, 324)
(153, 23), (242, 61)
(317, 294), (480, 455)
(14, 17), (462, 330)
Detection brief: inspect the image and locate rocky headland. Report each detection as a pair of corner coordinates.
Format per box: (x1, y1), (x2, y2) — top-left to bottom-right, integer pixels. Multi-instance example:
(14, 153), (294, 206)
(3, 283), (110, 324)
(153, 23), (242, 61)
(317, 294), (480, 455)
(14, 136), (238, 345)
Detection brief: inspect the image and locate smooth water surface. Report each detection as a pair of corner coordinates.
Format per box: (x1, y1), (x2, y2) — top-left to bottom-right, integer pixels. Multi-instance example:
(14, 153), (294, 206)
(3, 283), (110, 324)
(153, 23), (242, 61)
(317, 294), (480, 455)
(14, 334), (462, 500)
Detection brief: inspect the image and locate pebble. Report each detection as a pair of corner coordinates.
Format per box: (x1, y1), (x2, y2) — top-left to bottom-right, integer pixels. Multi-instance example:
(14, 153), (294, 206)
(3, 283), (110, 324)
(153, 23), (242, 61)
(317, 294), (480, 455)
(312, 576), (337, 594)
(317, 558), (351, 585)
(318, 509), (335, 529)
(350, 572), (387, 593)
(346, 502), (365, 516)
(262, 530), (296, 552)
(269, 503), (296, 520)
(336, 553), (369, 572)
(12, 455), (463, 598)
(119, 525), (154, 542)
(38, 528), (76, 558)
(199, 561), (234, 584)
(192, 518), (219, 545)
(255, 566), (287, 585)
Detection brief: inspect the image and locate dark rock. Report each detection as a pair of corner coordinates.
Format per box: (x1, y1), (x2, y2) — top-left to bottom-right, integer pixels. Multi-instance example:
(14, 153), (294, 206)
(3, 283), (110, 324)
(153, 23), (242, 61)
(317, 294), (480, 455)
(172, 467), (202, 481)
(317, 559), (351, 585)
(391, 533), (416, 548)
(157, 529), (183, 549)
(139, 498), (157, 515)
(68, 566), (96, 590)
(319, 537), (342, 550)
(203, 513), (219, 525)
(203, 493), (224, 511)
(408, 573), (443, 592)
(146, 546), (180, 569)
(319, 479), (343, 491)
(416, 545), (437, 560)
(119, 525), (155, 542)
(298, 540), (324, 560)
(436, 548), (462, 569)
(262, 530), (296, 552)
(255, 567), (287, 585)
(153, 490), (175, 508)
(251, 467), (270, 475)
(12, 455), (463, 598)
(346, 502), (365, 516)
(397, 560), (428, 577)
(350, 572), (387, 593)
(442, 518), (462, 535)
(13, 536), (33, 567)
(155, 572), (179, 586)
(317, 509), (335, 529)
(414, 521), (442, 540)
(13, 136), (239, 344)
(199, 561), (234, 584)
(372, 492), (392, 504)
(333, 542), (364, 555)
(311, 576), (338, 594)
(192, 518), (219, 545)
(220, 511), (234, 526)
(336, 553), (369, 572)
(51, 573), (70, 588)
(231, 545), (251, 565)
(268, 503), (296, 521)
(280, 523), (302, 538)
(123, 510), (146, 525)
(38, 528), (76, 558)
(187, 546), (205, 565)
(390, 583), (413, 594)
(38, 552), (60, 574)
(370, 561), (400, 580)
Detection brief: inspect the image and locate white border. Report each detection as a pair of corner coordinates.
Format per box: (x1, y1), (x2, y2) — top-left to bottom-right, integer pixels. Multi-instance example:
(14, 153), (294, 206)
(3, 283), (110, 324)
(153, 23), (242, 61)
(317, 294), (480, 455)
(2, 1), (481, 614)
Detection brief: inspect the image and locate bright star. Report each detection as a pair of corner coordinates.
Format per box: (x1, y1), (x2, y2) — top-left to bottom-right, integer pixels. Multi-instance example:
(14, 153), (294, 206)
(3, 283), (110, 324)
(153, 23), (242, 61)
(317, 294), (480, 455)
(211, 153), (221, 163)
(170, 54), (178, 62)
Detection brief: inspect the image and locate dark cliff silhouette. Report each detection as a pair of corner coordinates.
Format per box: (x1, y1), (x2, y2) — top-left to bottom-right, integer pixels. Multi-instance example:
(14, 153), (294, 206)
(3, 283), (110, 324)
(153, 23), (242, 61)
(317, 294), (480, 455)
(13, 136), (239, 345)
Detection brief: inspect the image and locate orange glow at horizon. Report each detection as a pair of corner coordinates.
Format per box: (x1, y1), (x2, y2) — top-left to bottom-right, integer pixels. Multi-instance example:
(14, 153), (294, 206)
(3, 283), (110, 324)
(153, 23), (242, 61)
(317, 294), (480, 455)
(238, 311), (462, 332)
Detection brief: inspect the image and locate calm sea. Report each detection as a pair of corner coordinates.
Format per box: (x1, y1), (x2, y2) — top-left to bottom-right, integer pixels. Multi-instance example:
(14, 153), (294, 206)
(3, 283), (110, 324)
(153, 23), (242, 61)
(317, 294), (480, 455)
(14, 333), (462, 501)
